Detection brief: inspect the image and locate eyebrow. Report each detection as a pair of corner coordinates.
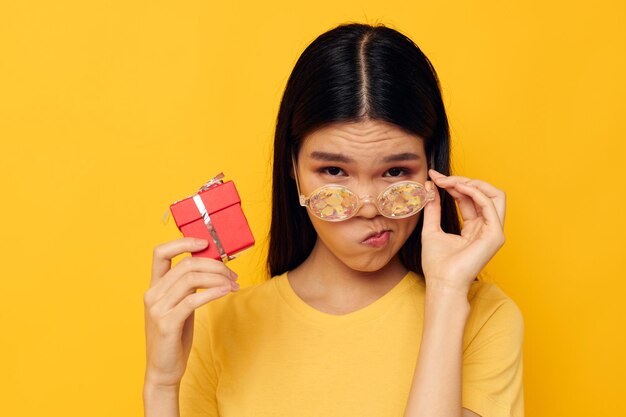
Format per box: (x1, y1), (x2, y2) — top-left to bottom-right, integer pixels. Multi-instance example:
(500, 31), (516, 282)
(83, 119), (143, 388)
(308, 151), (420, 163)
(382, 152), (421, 163)
(309, 151), (354, 163)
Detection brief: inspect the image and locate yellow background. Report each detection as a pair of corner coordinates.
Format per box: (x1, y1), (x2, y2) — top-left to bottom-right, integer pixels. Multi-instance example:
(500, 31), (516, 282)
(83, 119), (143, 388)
(1, 1), (624, 415)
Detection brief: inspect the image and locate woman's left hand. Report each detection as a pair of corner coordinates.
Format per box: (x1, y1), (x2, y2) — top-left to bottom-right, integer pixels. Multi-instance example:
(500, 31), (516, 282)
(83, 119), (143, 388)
(420, 169), (507, 294)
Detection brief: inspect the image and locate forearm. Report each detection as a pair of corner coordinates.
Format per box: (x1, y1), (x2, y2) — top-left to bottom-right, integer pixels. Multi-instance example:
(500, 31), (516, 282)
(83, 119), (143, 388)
(143, 383), (180, 417)
(403, 284), (470, 417)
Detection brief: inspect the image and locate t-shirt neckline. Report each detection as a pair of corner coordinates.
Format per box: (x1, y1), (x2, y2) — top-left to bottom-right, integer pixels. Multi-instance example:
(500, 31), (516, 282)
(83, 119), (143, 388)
(274, 270), (420, 327)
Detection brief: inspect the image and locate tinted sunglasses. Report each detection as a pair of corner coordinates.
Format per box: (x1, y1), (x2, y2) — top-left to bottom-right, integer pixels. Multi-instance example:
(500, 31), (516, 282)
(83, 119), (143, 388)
(291, 153), (434, 222)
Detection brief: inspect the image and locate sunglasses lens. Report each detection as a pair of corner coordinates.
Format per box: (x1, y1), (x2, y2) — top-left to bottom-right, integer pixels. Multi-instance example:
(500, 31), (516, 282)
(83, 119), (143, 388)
(309, 186), (358, 221)
(378, 182), (426, 218)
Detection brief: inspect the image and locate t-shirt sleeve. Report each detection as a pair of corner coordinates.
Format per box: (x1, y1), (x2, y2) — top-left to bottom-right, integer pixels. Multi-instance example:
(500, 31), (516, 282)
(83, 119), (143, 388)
(179, 303), (219, 417)
(461, 296), (525, 417)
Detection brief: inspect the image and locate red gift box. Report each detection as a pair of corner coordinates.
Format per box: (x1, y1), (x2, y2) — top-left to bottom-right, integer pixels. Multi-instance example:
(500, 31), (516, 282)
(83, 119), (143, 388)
(169, 174), (255, 261)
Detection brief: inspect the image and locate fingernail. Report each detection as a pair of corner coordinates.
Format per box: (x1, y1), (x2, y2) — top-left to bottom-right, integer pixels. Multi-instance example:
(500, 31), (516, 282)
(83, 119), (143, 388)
(195, 239), (209, 247)
(231, 281), (240, 290)
(229, 270), (239, 280)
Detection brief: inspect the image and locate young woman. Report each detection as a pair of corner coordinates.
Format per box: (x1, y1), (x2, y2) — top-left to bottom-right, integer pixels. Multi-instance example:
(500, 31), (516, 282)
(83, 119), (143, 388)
(144, 23), (524, 417)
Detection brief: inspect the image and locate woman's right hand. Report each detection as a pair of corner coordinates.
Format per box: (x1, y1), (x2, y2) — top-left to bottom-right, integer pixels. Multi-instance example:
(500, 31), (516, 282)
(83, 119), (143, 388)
(143, 237), (239, 390)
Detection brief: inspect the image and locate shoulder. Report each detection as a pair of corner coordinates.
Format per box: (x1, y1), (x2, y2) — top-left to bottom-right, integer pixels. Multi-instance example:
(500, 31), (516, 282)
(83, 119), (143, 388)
(468, 279), (523, 320)
(465, 280), (524, 347)
(462, 280), (525, 416)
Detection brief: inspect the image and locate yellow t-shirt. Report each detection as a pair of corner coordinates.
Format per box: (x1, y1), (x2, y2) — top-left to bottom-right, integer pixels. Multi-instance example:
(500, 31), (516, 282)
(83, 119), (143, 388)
(179, 271), (524, 417)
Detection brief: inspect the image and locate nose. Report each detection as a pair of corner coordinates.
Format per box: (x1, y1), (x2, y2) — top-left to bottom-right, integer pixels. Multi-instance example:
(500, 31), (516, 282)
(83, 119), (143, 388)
(356, 195), (380, 219)
(349, 180), (383, 219)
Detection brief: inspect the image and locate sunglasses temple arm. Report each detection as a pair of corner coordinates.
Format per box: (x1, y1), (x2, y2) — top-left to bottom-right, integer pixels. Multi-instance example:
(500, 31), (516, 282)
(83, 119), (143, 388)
(291, 153), (306, 206)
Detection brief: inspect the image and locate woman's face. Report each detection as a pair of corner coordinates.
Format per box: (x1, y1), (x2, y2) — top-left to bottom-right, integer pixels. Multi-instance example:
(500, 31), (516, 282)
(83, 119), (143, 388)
(296, 119), (429, 272)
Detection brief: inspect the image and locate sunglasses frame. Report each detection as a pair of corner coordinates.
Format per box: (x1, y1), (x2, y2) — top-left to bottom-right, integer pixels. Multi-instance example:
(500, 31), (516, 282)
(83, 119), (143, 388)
(291, 152), (435, 222)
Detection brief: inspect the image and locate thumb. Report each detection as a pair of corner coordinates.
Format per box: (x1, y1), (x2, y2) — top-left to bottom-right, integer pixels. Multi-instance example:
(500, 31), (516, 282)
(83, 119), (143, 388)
(422, 179), (442, 235)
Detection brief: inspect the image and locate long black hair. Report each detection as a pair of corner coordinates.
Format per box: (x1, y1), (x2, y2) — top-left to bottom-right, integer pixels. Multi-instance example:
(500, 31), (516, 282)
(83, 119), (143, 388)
(268, 23), (461, 278)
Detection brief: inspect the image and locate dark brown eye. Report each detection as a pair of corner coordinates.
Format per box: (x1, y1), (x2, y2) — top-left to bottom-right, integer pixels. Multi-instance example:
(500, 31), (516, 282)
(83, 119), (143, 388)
(385, 167), (406, 177)
(323, 167), (344, 176)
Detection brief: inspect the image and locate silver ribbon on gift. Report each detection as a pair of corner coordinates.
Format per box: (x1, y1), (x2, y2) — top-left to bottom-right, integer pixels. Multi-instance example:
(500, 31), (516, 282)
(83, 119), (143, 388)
(192, 194), (230, 263)
(164, 173), (233, 263)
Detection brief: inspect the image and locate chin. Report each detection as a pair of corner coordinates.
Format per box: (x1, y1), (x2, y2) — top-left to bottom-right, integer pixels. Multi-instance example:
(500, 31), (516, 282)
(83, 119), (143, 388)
(339, 251), (396, 273)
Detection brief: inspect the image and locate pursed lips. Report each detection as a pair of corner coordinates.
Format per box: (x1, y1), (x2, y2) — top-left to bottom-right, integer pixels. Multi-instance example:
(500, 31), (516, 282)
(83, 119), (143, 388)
(361, 228), (392, 243)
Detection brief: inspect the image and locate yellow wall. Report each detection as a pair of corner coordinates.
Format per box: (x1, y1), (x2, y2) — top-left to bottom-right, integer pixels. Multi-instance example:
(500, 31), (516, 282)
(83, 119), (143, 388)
(1, 1), (624, 415)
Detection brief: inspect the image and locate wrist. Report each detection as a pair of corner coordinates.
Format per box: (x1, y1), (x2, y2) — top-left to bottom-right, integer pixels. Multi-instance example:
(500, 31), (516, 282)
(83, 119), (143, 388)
(143, 382), (179, 417)
(143, 375), (180, 397)
(425, 276), (471, 296)
(144, 366), (184, 390)
(424, 282), (471, 317)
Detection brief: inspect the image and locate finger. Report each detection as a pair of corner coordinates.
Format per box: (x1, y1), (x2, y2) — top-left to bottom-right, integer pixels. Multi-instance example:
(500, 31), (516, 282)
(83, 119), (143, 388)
(430, 170), (506, 227)
(431, 169), (501, 197)
(155, 256), (237, 297)
(429, 169), (479, 223)
(432, 179), (479, 222)
(163, 286), (233, 332)
(156, 272), (236, 312)
(428, 168), (447, 178)
(451, 179), (505, 227)
(151, 238), (209, 285)
(439, 175), (498, 193)
(453, 182), (502, 232)
(422, 180), (442, 234)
